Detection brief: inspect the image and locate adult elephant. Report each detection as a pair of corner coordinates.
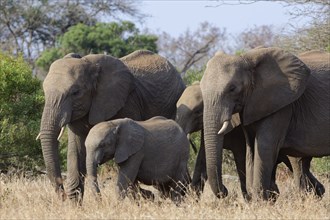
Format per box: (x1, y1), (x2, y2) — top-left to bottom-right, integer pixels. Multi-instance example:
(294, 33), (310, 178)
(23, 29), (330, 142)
(200, 48), (330, 200)
(176, 82), (247, 197)
(38, 50), (185, 202)
(176, 82), (325, 199)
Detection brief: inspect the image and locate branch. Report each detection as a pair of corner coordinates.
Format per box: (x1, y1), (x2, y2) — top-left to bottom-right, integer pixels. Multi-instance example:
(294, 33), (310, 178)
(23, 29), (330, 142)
(180, 36), (217, 73)
(206, 0), (259, 7)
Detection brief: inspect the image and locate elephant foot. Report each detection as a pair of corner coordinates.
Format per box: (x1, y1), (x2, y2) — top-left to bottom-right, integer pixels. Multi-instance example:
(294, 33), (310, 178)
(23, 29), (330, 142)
(305, 180), (325, 198)
(139, 188), (155, 201)
(191, 178), (206, 198)
(252, 189), (279, 203)
(67, 189), (83, 206)
(243, 192), (252, 202)
(314, 183), (325, 198)
(55, 184), (67, 202)
(169, 189), (185, 205)
(266, 190), (279, 203)
(215, 185), (228, 199)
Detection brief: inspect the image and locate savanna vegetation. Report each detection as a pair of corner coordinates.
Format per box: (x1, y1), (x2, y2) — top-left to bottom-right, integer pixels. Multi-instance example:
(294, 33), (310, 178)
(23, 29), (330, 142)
(0, 172), (329, 219)
(0, 0), (329, 219)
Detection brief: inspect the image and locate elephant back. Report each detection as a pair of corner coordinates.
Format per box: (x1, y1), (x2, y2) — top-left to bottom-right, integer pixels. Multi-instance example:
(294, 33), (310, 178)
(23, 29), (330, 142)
(121, 50), (185, 119)
(121, 50), (173, 76)
(298, 51), (330, 74)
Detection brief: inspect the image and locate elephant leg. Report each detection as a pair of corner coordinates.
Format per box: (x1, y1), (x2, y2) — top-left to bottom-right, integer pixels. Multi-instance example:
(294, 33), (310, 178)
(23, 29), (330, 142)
(253, 137), (280, 201)
(156, 184), (171, 199)
(269, 164), (280, 196)
(269, 153), (293, 196)
(253, 108), (291, 201)
(277, 154), (293, 172)
(242, 127), (255, 200)
(290, 156), (325, 197)
(289, 156), (303, 191)
(116, 152), (143, 200)
(302, 157), (325, 197)
(231, 149), (248, 199)
(225, 126), (248, 199)
(169, 180), (187, 204)
(191, 130), (207, 196)
(179, 168), (191, 196)
(66, 118), (90, 204)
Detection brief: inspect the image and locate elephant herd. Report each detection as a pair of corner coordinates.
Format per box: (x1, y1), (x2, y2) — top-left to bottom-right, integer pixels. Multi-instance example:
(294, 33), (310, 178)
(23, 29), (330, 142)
(37, 47), (329, 204)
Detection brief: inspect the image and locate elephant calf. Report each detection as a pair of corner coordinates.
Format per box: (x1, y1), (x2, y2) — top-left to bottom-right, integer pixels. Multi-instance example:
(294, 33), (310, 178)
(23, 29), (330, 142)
(85, 116), (191, 202)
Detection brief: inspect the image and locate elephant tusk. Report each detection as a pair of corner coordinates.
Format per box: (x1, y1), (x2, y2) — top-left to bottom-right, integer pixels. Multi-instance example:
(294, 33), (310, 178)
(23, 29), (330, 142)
(57, 127), (65, 141)
(218, 121), (229, 135)
(36, 133), (41, 140)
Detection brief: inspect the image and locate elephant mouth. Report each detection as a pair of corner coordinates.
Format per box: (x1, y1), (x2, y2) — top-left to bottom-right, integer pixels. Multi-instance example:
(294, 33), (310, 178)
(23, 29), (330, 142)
(72, 105), (89, 121)
(233, 103), (244, 113)
(95, 150), (105, 166)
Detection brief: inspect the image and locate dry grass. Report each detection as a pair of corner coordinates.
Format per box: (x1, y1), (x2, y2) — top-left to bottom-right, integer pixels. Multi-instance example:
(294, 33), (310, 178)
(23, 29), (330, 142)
(1, 170), (329, 220)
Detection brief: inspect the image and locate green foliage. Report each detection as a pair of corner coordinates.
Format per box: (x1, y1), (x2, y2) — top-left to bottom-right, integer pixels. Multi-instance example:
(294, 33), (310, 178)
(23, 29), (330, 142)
(0, 51), (44, 170)
(182, 68), (204, 86)
(36, 21), (158, 71)
(312, 156), (330, 176)
(187, 131), (201, 171)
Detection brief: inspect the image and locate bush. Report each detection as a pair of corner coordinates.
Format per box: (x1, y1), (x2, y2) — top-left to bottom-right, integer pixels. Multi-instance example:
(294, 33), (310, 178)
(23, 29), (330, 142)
(312, 156), (330, 176)
(0, 51), (44, 172)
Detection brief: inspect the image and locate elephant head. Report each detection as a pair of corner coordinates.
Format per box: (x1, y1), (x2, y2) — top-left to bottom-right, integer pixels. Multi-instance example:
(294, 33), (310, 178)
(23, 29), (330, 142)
(85, 118), (144, 195)
(200, 47), (310, 198)
(176, 82), (203, 134)
(39, 53), (135, 193)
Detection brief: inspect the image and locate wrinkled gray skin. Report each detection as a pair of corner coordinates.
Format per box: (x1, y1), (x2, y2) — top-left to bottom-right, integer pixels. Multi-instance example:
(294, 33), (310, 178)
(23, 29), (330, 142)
(200, 48), (330, 200)
(176, 82), (325, 199)
(38, 50), (185, 202)
(85, 116), (191, 202)
(176, 83), (247, 197)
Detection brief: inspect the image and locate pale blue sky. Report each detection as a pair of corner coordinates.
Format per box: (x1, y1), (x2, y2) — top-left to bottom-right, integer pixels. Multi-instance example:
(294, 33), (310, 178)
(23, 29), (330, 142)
(137, 0), (308, 36)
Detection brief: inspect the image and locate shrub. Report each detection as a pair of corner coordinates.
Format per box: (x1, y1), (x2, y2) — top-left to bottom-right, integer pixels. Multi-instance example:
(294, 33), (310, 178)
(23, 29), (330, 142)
(312, 156), (330, 176)
(0, 51), (44, 172)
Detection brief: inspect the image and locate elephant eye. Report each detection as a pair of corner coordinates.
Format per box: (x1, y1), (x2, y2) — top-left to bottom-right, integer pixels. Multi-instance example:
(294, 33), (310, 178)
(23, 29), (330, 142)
(194, 108), (203, 115)
(228, 85), (236, 93)
(71, 89), (80, 96)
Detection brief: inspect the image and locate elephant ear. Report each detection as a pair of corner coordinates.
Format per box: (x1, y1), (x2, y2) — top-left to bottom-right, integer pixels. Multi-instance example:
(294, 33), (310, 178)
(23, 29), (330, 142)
(84, 54), (136, 125)
(114, 118), (144, 164)
(242, 47), (311, 125)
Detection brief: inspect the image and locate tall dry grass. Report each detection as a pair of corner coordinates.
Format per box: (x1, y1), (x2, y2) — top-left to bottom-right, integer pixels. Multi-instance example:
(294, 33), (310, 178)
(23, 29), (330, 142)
(0, 169), (329, 219)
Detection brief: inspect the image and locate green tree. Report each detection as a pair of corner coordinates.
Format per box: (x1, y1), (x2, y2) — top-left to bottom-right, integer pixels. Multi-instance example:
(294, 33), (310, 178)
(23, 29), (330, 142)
(0, 51), (44, 171)
(183, 67), (204, 86)
(36, 21), (158, 71)
(0, 0), (143, 62)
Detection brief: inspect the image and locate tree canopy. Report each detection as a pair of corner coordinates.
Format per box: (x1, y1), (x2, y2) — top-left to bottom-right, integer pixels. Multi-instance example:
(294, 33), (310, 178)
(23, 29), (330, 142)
(0, 0), (144, 63)
(36, 21), (158, 71)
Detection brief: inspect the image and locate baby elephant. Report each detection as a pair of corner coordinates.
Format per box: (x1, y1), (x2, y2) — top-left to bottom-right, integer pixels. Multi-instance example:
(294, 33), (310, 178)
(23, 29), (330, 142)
(85, 116), (191, 202)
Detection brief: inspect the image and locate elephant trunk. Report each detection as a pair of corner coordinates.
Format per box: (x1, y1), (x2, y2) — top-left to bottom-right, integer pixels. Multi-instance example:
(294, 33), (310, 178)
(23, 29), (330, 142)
(39, 106), (64, 194)
(39, 101), (70, 197)
(203, 106), (228, 198)
(175, 109), (190, 134)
